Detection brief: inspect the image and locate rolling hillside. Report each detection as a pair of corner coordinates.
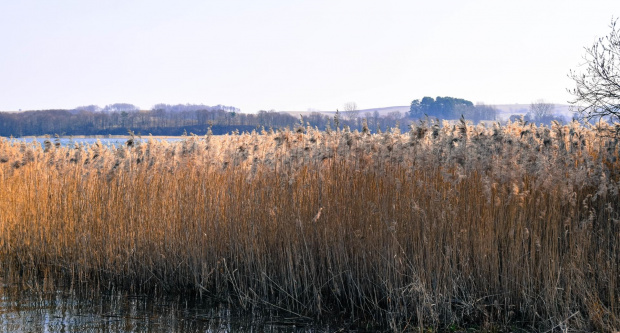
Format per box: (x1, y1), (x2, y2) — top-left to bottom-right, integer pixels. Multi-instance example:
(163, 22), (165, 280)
(283, 104), (574, 121)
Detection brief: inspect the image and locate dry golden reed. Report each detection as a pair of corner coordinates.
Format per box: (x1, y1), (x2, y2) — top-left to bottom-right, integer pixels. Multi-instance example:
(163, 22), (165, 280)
(0, 120), (618, 331)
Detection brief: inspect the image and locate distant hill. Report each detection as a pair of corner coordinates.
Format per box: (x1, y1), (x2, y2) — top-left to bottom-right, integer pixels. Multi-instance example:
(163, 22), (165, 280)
(284, 104), (574, 121)
(282, 106), (409, 118)
(491, 104), (573, 121)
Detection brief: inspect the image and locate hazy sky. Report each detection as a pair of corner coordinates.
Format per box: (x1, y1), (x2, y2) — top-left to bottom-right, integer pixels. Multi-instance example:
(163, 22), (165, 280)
(0, 0), (618, 112)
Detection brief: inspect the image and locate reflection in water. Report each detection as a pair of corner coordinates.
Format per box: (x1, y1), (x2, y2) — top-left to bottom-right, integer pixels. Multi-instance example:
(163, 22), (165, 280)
(10, 137), (185, 148)
(0, 282), (323, 332)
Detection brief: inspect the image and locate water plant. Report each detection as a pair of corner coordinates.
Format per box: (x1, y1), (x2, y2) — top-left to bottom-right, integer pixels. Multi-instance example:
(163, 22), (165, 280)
(0, 121), (618, 331)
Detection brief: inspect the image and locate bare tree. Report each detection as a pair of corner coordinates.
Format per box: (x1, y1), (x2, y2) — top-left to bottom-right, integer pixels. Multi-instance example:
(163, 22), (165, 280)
(529, 100), (554, 123)
(569, 18), (620, 123)
(343, 101), (359, 121)
(343, 101), (358, 111)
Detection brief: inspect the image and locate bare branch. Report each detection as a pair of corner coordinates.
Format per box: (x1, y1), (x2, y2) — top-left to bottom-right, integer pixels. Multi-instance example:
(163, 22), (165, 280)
(569, 18), (620, 125)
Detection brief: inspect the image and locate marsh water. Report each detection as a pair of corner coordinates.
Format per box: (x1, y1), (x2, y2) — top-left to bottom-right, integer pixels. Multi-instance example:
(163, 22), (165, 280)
(0, 136), (359, 332)
(0, 281), (327, 332)
(9, 137), (185, 148)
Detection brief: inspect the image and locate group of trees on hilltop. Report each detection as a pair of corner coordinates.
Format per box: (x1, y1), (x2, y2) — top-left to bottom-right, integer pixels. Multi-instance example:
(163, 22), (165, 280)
(1, 19), (617, 137)
(405, 18), (620, 127)
(408, 96), (497, 123)
(150, 103), (239, 113)
(73, 103), (139, 113)
(71, 103), (240, 114)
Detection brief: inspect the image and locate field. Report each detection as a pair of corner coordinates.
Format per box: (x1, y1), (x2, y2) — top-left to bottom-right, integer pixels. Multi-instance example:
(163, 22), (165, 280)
(0, 120), (618, 331)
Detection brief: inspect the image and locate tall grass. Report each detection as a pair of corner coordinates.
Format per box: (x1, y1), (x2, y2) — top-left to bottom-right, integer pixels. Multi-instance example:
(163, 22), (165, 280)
(0, 120), (618, 331)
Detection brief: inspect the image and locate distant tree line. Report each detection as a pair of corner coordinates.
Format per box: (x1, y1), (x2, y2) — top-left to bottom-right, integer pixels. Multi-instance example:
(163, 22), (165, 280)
(409, 96), (498, 123)
(523, 100), (566, 125)
(72, 103), (240, 114)
(0, 104), (406, 137)
(504, 101), (568, 126)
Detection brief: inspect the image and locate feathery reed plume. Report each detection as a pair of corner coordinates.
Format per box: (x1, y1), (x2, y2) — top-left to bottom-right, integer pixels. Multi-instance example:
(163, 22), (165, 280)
(0, 123), (618, 331)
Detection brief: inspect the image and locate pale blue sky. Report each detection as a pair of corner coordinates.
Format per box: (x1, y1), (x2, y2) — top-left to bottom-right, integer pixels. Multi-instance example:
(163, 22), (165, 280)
(0, 0), (618, 112)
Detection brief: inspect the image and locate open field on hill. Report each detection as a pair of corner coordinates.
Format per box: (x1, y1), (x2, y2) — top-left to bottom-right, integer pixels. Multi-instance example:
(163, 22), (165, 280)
(0, 120), (618, 331)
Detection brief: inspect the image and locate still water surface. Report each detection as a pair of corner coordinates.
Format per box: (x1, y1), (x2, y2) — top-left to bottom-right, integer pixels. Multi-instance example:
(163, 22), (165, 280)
(0, 283), (325, 332)
(9, 137), (185, 148)
(0, 137), (350, 332)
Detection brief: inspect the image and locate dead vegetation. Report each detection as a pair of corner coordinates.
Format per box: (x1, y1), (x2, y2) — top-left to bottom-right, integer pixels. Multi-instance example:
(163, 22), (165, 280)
(0, 120), (618, 331)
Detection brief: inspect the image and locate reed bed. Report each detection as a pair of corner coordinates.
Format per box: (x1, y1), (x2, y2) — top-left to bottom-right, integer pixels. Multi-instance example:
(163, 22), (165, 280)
(0, 120), (618, 331)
